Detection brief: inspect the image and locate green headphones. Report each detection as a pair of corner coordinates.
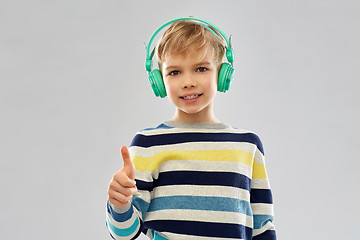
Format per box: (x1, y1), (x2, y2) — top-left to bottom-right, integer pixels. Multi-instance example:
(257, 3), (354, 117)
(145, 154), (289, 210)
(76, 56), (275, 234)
(145, 17), (235, 98)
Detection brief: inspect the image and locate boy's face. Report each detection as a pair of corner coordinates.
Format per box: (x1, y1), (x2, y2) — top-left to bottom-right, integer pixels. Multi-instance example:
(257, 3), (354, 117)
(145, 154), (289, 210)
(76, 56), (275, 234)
(162, 46), (219, 122)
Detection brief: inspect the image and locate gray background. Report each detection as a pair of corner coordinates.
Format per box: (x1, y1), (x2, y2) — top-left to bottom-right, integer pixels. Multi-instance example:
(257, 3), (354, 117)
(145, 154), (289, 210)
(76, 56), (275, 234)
(1, 0), (359, 239)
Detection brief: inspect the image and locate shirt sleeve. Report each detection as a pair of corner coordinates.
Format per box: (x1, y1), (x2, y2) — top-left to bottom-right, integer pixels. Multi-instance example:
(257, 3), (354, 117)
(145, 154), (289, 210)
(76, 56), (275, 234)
(250, 135), (276, 240)
(106, 133), (155, 239)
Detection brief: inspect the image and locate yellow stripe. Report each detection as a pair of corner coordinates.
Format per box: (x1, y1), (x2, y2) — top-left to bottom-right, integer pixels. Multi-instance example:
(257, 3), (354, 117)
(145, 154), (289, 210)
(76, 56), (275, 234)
(132, 150), (254, 172)
(252, 160), (268, 179)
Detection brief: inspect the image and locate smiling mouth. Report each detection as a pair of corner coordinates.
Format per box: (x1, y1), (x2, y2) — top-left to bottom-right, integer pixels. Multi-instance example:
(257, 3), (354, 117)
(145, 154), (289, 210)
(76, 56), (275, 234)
(180, 94), (203, 100)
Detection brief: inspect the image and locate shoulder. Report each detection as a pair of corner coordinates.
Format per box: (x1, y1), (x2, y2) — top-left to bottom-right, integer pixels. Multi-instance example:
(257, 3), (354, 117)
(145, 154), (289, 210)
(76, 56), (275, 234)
(129, 122), (175, 147)
(227, 126), (265, 155)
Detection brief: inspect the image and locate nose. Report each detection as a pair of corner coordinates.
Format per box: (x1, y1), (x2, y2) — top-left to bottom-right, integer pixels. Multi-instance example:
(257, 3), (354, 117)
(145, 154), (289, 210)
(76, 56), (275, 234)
(181, 74), (197, 89)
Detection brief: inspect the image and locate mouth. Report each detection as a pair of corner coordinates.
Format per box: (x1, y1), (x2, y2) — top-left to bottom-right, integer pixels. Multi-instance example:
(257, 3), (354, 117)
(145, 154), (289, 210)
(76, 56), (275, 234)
(180, 94), (203, 100)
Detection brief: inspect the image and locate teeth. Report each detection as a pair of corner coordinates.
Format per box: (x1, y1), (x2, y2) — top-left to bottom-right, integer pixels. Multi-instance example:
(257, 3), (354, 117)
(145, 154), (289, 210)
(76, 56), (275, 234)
(183, 95), (199, 99)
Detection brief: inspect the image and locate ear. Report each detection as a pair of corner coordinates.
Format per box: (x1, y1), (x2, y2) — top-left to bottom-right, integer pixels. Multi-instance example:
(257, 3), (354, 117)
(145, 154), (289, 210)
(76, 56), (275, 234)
(157, 61), (164, 75)
(216, 62), (223, 77)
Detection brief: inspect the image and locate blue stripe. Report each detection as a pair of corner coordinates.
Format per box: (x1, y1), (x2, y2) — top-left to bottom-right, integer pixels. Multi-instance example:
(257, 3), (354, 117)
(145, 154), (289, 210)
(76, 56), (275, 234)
(106, 222), (116, 240)
(136, 179), (154, 192)
(253, 230), (276, 240)
(253, 214), (274, 229)
(141, 123), (174, 131)
(131, 132), (264, 155)
(131, 220), (144, 240)
(148, 195), (252, 216)
(156, 171), (251, 190)
(107, 201), (134, 222)
(250, 189), (273, 204)
(145, 220), (253, 239)
(106, 215), (140, 237)
(132, 197), (150, 220)
(152, 231), (169, 240)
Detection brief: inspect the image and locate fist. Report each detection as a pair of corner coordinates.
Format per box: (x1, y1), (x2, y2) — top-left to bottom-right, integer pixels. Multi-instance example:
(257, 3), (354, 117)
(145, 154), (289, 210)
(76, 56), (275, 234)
(108, 146), (138, 208)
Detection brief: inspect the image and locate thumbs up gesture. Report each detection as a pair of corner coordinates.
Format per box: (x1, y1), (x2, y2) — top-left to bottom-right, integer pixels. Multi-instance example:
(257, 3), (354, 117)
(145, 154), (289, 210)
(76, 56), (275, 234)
(108, 146), (138, 208)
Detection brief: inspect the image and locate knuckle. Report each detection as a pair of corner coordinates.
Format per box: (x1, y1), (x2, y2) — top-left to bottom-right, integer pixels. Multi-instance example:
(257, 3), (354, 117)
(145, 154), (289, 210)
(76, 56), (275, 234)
(110, 174), (117, 183)
(118, 193), (130, 203)
(124, 188), (133, 196)
(113, 172), (121, 180)
(108, 188), (116, 197)
(108, 181), (116, 190)
(119, 176), (129, 186)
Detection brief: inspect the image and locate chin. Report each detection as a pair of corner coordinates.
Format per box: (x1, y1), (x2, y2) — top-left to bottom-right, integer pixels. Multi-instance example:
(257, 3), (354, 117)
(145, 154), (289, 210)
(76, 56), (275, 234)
(181, 106), (207, 115)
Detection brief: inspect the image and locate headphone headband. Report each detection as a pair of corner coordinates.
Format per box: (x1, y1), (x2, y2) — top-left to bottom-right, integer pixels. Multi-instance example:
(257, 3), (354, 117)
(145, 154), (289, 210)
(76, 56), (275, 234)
(145, 17), (234, 72)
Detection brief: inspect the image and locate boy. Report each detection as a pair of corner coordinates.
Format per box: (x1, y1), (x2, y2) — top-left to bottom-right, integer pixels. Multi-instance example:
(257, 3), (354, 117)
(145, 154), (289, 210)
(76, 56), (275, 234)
(107, 17), (276, 239)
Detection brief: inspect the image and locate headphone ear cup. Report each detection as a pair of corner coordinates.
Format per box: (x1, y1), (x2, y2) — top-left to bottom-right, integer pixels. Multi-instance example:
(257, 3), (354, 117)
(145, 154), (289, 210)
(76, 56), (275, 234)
(217, 63), (234, 93)
(149, 69), (167, 98)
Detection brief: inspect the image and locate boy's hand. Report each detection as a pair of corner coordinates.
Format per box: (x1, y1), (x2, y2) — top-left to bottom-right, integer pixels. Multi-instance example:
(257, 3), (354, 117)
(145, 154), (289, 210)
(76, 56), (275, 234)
(108, 146), (137, 208)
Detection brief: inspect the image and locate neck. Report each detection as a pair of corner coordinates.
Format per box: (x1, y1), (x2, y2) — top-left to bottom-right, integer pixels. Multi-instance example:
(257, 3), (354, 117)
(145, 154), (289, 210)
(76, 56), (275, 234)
(172, 107), (220, 123)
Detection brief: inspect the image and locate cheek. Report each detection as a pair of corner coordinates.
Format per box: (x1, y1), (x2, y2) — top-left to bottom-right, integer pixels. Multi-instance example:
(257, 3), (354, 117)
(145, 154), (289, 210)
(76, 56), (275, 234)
(164, 80), (178, 99)
(206, 75), (218, 94)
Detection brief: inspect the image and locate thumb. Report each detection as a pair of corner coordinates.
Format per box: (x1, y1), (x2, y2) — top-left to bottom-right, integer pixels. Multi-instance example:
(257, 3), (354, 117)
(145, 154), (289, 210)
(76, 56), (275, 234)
(121, 146), (135, 181)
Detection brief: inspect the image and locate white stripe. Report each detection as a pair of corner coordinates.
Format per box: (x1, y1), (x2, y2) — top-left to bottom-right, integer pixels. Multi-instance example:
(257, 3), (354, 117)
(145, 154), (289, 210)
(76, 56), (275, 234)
(252, 221), (275, 236)
(251, 178), (271, 189)
(130, 141), (257, 158)
(159, 231), (248, 240)
(138, 127), (252, 136)
(152, 185), (250, 200)
(133, 206), (144, 222)
(251, 203), (274, 215)
(109, 202), (131, 214)
(106, 208), (138, 229)
(254, 148), (265, 164)
(134, 159), (253, 180)
(133, 190), (151, 207)
(145, 209), (253, 228)
(107, 225), (139, 240)
(135, 169), (157, 182)
(157, 159), (252, 178)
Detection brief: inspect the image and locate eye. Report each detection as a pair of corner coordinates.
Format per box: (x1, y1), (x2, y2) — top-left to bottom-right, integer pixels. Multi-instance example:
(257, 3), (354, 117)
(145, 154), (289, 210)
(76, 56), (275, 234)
(169, 70), (180, 76)
(197, 67), (207, 73)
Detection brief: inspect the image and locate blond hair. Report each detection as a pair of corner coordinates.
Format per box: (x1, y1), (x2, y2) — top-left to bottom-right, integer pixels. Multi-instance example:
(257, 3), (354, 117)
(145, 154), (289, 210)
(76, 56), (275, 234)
(156, 20), (226, 71)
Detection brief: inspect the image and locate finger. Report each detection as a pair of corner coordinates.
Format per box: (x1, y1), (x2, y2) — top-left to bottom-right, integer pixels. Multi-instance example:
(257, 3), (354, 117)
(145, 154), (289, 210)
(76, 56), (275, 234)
(121, 146), (135, 180)
(109, 196), (131, 208)
(112, 171), (135, 188)
(109, 189), (133, 203)
(109, 179), (137, 196)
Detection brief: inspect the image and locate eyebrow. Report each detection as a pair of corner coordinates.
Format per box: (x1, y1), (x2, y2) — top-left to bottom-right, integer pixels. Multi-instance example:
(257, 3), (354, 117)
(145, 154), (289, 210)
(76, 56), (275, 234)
(165, 65), (181, 71)
(194, 61), (211, 67)
(165, 61), (212, 71)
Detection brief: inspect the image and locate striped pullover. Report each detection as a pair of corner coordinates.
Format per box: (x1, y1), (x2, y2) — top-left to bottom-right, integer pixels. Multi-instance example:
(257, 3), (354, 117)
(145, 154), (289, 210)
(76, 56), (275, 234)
(106, 121), (276, 240)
